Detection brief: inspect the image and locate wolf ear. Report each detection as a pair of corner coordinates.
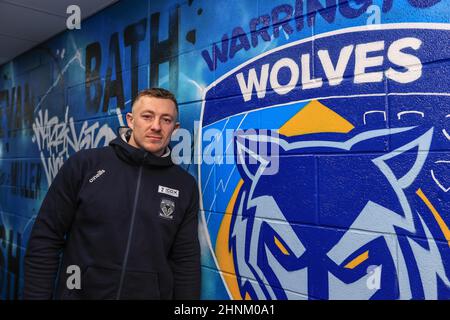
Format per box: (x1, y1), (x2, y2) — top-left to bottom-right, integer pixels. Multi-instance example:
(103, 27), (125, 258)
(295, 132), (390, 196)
(372, 127), (434, 189)
(234, 130), (282, 182)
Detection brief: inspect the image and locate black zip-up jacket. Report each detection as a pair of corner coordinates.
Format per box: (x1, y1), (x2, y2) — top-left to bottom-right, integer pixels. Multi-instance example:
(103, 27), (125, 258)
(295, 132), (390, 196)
(24, 130), (200, 300)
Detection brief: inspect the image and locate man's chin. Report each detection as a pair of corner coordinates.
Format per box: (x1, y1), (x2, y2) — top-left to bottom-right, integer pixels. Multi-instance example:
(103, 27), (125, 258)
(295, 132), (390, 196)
(144, 145), (165, 156)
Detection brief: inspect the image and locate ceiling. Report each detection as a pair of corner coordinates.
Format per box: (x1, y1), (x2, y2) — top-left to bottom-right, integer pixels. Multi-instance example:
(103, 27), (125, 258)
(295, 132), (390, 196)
(0, 0), (118, 66)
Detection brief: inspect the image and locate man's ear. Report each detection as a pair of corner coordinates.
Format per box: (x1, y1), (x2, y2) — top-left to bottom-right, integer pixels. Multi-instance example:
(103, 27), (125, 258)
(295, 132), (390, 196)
(126, 112), (134, 130)
(171, 122), (180, 136)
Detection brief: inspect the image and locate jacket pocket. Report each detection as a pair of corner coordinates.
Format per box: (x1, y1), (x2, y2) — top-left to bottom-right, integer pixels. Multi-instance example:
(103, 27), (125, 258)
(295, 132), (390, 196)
(120, 271), (161, 300)
(62, 266), (121, 300)
(84, 266), (122, 299)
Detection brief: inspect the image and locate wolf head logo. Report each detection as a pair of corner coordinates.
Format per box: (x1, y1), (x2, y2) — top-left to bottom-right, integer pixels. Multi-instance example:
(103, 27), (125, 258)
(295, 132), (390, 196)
(227, 125), (449, 300)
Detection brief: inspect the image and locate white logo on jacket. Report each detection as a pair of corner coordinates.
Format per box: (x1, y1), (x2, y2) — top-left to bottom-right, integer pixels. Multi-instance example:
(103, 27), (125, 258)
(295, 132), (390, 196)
(158, 185), (179, 197)
(89, 169), (106, 183)
(159, 199), (175, 220)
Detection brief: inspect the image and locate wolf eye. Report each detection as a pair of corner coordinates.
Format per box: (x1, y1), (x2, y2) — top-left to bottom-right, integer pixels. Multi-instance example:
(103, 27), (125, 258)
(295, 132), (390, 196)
(344, 250), (369, 269)
(274, 235), (290, 256)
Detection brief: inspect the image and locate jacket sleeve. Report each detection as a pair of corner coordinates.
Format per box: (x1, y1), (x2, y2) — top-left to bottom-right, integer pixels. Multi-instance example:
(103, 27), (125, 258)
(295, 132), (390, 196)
(23, 154), (82, 299)
(169, 178), (201, 299)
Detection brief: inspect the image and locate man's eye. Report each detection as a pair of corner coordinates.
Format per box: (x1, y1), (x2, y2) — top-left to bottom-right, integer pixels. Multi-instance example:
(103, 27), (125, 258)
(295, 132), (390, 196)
(163, 118), (172, 124)
(142, 115), (153, 120)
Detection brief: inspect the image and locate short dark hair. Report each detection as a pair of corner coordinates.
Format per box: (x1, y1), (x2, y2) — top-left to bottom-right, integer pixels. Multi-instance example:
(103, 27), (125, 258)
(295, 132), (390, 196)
(133, 88), (178, 114)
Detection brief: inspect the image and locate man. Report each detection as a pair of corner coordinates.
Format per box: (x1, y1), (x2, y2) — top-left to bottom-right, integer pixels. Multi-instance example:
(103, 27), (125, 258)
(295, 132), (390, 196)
(24, 88), (201, 300)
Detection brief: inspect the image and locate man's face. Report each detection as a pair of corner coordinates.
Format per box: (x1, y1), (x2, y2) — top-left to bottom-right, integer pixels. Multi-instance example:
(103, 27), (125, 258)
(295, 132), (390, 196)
(126, 96), (179, 156)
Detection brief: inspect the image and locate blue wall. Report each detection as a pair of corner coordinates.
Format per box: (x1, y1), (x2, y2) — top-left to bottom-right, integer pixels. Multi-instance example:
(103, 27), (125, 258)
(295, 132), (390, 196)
(0, 0), (449, 300)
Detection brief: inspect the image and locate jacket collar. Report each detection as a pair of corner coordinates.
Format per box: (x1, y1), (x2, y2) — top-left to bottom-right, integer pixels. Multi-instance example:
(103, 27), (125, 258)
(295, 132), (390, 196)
(109, 127), (174, 167)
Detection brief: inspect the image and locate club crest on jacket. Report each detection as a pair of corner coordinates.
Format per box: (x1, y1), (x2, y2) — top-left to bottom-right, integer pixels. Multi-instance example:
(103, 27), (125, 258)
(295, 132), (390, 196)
(159, 199), (175, 220)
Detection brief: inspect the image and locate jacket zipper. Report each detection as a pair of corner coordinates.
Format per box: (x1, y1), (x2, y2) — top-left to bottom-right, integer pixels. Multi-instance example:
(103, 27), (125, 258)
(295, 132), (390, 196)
(116, 159), (145, 299)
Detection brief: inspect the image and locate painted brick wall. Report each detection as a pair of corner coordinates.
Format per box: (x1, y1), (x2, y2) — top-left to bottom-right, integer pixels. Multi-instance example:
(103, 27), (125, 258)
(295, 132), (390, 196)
(0, 0), (449, 300)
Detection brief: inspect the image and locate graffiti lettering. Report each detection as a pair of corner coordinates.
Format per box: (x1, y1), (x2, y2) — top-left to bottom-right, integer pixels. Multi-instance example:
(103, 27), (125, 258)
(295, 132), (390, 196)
(102, 32), (125, 112)
(10, 161), (43, 200)
(0, 89), (7, 139)
(201, 0), (441, 70)
(150, 6), (179, 93)
(0, 84), (33, 139)
(124, 18), (147, 102)
(0, 225), (22, 300)
(85, 42), (102, 113)
(407, 0), (442, 8)
(84, 6), (180, 113)
(85, 33), (125, 114)
(32, 106), (115, 186)
(0, 169), (7, 186)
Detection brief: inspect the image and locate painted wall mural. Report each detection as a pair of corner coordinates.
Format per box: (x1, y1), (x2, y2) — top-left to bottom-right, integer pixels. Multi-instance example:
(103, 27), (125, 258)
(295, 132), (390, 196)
(0, 0), (448, 300)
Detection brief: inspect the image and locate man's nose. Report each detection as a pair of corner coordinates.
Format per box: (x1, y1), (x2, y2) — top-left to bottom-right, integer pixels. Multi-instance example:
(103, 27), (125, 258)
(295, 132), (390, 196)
(150, 117), (161, 131)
